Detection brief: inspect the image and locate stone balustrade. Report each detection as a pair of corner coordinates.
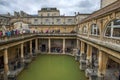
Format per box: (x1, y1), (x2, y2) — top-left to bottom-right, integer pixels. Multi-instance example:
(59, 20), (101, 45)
(0, 33), (77, 43)
(103, 37), (120, 45)
(77, 34), (120, 52)
(89, 35), (100, 40)
(0, 33), (36, 43)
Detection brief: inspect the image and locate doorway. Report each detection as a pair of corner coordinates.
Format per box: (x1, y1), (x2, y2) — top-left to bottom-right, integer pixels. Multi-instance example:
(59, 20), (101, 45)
(0, 56), (4, 70)
(41, 44), (46, 52)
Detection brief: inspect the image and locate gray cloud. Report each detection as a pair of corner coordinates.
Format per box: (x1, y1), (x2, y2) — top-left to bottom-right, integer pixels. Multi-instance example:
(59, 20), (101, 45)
(0, 0), (100, 16)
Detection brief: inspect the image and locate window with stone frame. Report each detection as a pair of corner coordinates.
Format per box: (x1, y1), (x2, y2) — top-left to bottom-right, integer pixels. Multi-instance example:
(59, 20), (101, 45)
(105, 19), (120, 38)
(67, 19), (72, 24)
(47, 13), (50, 16)
(91, 24), (100, 35)
(82, 26), (88, 34)
(45, 19), (49, 24)
(56, 19), (61, 24)
(34, 19), (38, 24)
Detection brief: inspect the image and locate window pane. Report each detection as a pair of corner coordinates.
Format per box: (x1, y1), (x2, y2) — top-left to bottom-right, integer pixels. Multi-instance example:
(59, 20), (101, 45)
(113, 20), (120, 25)
(113, 28), (120, 37)
(97, 28), (100, 35)
(94, 29), (96, 34)
(91, 24), (99, 35)
(105, 19), (120, 37)
(105, 27), (111, 37)
(83, 26), (87, 33)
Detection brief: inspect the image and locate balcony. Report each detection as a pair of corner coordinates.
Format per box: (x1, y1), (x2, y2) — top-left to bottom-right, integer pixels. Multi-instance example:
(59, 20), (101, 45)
(89, 35), (100, 40)
(0, 33), (77, 44)
(0, 34), (37, 44)
(103, 37), (120, 45)
(37, 33), (77, 37)
(77, 34), (120, 52)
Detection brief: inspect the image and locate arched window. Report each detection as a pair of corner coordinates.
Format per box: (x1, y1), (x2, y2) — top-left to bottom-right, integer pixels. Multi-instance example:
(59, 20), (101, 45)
(105, 19), (120, 38)
(91, 24), (100, 35)
(78, 27), (82, 34)
(82, 26), (88, 34)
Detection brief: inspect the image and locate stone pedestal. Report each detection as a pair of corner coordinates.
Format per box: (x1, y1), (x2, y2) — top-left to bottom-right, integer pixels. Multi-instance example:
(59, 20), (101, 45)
(80, 53), (86, 60)
(75, 54), (80, 61)
(85, 69), (98, 80)
(85, 68), (92, 78)
(72, 49), (77, 56)
(34, 49), (39, 56)
(97, 76), (104, 80)
(79, 60), (86, 70)
(89, 74), (98, 80)
(35, 49), (38, 53)
(4, 74), (8, 80)
(20, 58), (25, 67)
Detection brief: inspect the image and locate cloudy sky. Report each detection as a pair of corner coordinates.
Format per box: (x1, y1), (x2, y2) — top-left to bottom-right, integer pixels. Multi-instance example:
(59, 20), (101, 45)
(0, 0), (100, 16)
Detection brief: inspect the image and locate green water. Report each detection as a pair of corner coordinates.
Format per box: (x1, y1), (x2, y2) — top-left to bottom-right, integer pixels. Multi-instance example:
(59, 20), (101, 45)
(17, 54), (87, 80)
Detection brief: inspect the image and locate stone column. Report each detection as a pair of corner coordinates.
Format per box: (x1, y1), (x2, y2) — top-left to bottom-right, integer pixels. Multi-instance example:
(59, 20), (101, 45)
(80, 41), (85, 54)
(30, 40), (33, 57)
(85, 44), (92, 77)
(35, 38), (38, 54)
(98, 50), (108, 80)
(77, 39), (80, 49)
(21, 43), (24, 64)
(38, 39), (41, 53)
(80, 41), (86, 70)
(75, 39), (80, 61)
(80, 41), (85, 59)
(4, 48), (9, 80)
(86, 44), (92, 63)
(63, 39), (65, 54)
(48, 38), (51, 53)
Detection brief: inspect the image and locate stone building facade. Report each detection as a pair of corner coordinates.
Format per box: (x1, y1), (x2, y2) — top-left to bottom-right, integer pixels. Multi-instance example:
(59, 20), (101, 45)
(0, 0), (120, 80)
(101, 0), (118, 8)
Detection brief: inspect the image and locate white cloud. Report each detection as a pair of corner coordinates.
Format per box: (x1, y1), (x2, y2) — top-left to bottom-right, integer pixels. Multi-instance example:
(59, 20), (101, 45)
(0, 0), (100, 16)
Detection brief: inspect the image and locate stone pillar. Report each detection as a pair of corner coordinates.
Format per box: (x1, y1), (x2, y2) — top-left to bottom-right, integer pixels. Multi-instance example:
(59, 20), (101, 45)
(48, 38), (51, 53)
(80, 41), (86, 70)
(38, 39), (41, 53)
(86, 44), (92, 64)
(80, 41), (85, 59)
(77, 39), (80, 49)
(80, 41), (85, 54)
(63, 39), (65, 54)
(85, 44), (92, 77)
(30, 40), (33, 57)
(75, 39), (80, 61)
(35, 38), (38, 54)
(98, 50), (108, 80)
(21, 43), (24, 64)
(4, 48), (9, 80)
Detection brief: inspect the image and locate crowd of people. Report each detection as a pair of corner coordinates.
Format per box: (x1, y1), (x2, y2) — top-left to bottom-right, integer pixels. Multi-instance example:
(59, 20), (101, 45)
(39, 29), (76, 34)
(0, 29), (76, 38)
(0, 29), (38, 37)
(40, 29), (60, 34)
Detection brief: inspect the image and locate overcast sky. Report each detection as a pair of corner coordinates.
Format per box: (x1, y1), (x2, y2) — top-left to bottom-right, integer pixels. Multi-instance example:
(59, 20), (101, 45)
(0, 0), (100, 16)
